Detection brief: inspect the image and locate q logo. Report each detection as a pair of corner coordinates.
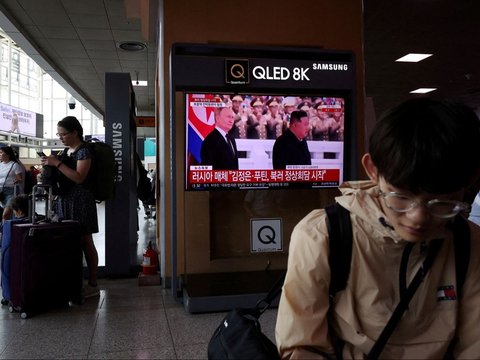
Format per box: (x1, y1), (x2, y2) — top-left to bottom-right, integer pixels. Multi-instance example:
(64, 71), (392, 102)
(251, 218), (282, 253)
(230, 64), (245, 79)
(258, 225), (276, 244)
(225, 59), (249, 84)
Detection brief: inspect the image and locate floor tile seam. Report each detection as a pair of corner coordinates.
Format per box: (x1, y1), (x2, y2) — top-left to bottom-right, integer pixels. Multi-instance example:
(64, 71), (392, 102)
(0, 318), (26, 358)
(87, 343), (176, 356)
(85, 311), (100, 357)
(162, 301), (179, 359)
(173, 339), (210, 347)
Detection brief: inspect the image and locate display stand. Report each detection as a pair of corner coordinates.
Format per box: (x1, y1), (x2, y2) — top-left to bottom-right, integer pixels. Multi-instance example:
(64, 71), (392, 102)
(170, 44), (357, 313)
(181, 270), (284, 313)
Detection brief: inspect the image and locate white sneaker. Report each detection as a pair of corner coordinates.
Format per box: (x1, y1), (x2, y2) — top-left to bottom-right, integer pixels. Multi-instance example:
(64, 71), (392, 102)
(82, 284), (100, 299)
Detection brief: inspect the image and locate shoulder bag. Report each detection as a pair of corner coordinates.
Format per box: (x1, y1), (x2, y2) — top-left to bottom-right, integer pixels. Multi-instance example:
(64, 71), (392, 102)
(207, 274), (284, 360)
(0, 163), (15, 202)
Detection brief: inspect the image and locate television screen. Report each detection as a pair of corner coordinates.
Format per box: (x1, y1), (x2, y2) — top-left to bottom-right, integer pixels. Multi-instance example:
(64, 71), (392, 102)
(185, 93), (346, 190)
(0, 102), (37, 136)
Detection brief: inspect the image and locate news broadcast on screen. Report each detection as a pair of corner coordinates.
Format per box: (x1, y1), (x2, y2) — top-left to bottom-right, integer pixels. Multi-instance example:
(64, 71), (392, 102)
(185, 92), (345, 191)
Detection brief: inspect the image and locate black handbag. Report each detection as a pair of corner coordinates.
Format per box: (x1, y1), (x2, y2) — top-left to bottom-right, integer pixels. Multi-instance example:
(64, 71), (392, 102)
(207, 275), (284, 360)
(41, 150), (75, 196)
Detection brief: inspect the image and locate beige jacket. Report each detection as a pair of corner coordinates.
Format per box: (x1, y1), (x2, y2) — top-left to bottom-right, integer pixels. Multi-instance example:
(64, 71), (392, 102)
(276, 181), (480, 359)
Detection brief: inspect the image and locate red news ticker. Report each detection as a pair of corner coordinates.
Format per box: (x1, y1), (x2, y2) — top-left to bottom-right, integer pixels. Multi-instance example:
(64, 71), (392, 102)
(189, 168), (340, 184)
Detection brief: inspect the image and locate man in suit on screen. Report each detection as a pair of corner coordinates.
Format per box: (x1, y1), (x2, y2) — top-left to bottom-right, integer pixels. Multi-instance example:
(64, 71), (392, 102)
(272, 110), (312, 169)
(201, 106), (239, 170)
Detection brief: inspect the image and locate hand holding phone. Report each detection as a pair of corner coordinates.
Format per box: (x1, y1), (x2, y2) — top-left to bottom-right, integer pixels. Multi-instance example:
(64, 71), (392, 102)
(37, 151), (46, 157)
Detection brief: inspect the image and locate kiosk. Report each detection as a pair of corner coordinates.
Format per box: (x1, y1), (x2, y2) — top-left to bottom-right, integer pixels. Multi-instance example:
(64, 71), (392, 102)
(170, 43), (357, 312)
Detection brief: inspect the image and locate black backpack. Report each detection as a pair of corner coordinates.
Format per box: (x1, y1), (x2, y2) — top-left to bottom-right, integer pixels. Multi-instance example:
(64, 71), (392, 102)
(137, 161), (152, 202)
(84, 139), (116, 202)
(41, 150), (75, 196)
(325, 202), (471, 299)
(41, 142), (116, 201)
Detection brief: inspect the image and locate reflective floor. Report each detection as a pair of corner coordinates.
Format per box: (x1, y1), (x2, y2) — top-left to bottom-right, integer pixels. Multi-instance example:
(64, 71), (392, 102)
(0, 204), (278, 359)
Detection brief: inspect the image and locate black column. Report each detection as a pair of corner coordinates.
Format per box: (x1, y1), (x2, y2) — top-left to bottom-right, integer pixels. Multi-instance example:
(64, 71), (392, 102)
(105, 72), (138, 276)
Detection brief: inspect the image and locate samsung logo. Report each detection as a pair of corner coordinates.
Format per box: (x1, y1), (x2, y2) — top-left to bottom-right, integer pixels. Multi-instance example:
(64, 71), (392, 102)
(112, 122), (123, 182)
(312, 63), (349, 71)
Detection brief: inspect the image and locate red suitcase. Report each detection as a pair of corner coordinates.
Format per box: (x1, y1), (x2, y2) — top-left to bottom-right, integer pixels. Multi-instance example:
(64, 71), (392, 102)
(8, 185), (83, 318)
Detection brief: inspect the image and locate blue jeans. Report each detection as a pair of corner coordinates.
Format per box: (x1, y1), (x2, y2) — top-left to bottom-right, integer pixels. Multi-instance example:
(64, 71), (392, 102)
(0, 186), (15, 208)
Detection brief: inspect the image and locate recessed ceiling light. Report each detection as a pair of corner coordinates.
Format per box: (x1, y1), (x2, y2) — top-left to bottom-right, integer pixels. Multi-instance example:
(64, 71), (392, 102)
(118, 41), (147, 52)
(396, 53), (432, 62)
(132, 80), (148, 87)
(410, 88), (437, 94)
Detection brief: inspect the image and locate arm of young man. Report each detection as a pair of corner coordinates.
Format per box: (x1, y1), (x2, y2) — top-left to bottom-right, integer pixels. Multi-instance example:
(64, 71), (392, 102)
(276, 209), (336, 359)
(453, 222), (480, 357)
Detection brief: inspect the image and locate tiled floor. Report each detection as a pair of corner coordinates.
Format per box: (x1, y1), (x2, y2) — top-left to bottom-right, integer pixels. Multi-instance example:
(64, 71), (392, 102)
(0, 278), (278, 359)
(0, 204), (278, 359)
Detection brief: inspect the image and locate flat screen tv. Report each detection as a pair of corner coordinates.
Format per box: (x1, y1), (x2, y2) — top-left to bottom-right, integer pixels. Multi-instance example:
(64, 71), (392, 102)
(185, 92), (346, 190)
(0, 102), (37, 136)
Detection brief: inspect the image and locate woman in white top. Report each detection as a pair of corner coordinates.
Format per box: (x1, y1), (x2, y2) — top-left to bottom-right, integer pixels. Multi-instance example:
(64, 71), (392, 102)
(0, 146), (23, 220)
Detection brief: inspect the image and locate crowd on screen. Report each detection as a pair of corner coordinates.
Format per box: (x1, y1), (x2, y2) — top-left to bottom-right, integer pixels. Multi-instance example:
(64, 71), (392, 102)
(218, 95), (345, 142)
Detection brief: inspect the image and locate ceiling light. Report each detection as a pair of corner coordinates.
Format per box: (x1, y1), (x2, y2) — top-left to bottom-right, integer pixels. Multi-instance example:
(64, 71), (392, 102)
(396, 53), (432, 62)
(410, 88), (437, 94)
(132, 80), (148, 87)
(118, 41), (147, 52)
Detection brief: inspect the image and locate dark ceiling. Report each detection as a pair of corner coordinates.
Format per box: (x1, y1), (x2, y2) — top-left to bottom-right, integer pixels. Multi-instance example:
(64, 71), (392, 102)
(0, 0), (480, 120)
(364, 0), (480, 117)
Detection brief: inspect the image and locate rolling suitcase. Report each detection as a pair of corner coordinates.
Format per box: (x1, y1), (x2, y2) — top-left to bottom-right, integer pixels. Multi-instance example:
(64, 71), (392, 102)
(1, 218), (28, 305)
(8, 185), (83, 318)
(1, 184), (31, 305)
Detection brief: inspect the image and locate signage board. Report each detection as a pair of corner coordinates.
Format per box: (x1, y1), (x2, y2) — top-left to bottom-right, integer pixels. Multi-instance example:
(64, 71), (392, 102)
(250, 218), (283, 253)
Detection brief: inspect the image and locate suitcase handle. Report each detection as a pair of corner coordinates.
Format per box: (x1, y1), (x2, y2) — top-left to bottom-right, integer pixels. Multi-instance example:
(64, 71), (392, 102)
(31, 185), (53, 224)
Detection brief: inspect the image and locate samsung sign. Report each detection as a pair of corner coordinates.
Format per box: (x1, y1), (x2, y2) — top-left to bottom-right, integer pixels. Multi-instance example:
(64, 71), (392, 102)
(226, 59), (351, 84)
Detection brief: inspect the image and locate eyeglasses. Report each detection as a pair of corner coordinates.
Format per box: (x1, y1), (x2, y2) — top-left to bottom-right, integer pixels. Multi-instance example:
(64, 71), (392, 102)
(56, 132), (70, 138)
(378, 191), (470, 219)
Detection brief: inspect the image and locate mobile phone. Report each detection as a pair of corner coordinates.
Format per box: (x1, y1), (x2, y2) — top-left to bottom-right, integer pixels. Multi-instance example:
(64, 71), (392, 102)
(37, 151), (46, 157)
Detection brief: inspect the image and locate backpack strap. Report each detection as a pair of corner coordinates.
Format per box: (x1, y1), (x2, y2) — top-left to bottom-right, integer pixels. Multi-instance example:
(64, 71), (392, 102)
(452, 215), (470, 298)
(325, 202), (353, 298)
(368, 238), (444, 360)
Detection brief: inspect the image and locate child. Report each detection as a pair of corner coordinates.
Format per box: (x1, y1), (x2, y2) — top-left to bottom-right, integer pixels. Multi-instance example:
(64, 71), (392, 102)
(275, 98), (480, 359)
(10, 194), (29, 219)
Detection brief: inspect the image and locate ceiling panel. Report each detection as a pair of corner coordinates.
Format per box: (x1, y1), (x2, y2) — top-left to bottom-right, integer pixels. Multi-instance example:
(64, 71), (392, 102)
(1, 0), (479, 121)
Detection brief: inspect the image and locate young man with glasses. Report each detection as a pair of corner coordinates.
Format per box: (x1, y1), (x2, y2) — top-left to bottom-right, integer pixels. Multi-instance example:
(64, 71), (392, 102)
(276, 98), (480, 359)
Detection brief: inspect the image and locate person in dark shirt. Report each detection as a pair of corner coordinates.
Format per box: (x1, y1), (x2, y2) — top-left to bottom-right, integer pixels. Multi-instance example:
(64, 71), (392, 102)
(272, 110), (311, 169)
(201, 106), (239, 170)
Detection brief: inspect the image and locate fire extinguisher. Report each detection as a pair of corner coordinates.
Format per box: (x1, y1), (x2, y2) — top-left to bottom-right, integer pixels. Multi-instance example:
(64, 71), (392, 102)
(142, 241), (159, 275)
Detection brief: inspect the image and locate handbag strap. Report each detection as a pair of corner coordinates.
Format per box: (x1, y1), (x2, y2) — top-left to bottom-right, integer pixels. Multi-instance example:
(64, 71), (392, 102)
(367, 238), (444, 360)
(255, 272), (286, 316)
(1, 162), (15, 191)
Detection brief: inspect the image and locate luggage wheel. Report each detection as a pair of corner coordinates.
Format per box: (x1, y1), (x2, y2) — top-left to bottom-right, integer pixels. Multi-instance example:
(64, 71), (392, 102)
(20, 312), (28, 319)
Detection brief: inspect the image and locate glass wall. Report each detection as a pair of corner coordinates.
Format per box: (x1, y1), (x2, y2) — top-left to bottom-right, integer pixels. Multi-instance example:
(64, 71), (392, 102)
(0, 30), (107, 266)
(0, 30), (104, 141)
